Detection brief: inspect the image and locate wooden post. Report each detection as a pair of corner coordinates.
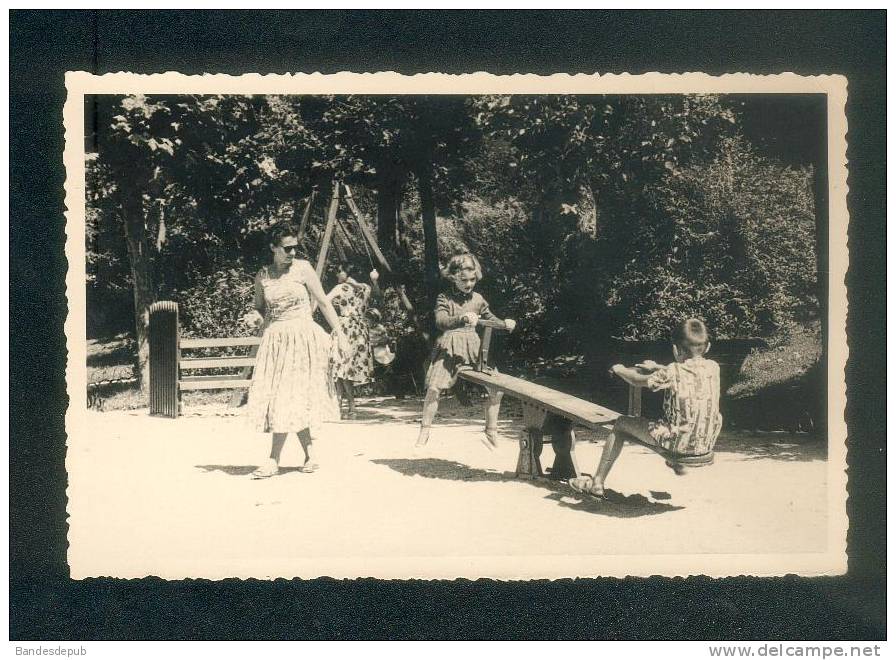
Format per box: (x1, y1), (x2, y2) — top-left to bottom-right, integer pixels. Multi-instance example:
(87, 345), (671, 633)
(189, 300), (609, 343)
(516, 403), (546, 479)
(544, 415), (579, 480)
(478, 326), (493, 372)
(316, 185), (340, 278)
(149, 301), (180, 418)
(476, 319), (506, 372)
(628, 385), (642, 417)
(296, 191), (316, 243)
(343, 183), (418, 321)
(343, 183), (393, 275)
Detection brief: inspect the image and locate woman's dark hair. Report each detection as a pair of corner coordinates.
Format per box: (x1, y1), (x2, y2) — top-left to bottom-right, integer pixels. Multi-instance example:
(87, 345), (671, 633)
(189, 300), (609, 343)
(267, 222), (298, 248)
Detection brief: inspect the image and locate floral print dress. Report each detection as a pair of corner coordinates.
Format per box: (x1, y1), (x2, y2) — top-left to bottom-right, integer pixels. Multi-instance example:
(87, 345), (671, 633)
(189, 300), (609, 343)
(644, 357), (724, 457)
(330, 282), (374, 385)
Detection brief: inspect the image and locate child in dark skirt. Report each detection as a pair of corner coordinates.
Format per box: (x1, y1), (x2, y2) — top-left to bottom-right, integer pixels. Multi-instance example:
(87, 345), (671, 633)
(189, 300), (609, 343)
(415, 253), (516, 451)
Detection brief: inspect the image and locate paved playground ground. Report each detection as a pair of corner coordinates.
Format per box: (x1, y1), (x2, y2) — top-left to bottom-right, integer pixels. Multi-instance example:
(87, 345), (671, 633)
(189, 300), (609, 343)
(67, 396), (832, 579)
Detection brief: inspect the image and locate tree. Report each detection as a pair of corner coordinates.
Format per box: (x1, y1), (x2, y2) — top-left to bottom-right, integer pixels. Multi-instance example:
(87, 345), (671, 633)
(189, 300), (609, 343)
(94, 95), (177, 390)
(92, 94), (320, 389)
(475, 94), (742, 348)
(608, 135), (817, 339)
(478, 94), (737, 227)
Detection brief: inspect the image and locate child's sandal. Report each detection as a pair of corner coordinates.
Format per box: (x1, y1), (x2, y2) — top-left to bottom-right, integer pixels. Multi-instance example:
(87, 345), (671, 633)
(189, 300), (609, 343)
(665, 459), (687, 476)
(569, 476), (605, 499)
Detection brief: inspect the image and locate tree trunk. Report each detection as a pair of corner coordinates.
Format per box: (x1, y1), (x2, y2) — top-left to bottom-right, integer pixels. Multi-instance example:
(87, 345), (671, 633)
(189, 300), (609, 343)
(417, 166), (441, 307)
(120, 196), (156, 393)
(376, 173), (402, 250)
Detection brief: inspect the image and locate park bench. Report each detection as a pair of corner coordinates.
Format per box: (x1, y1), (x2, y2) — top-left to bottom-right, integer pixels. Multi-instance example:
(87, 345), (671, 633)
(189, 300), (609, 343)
(147, 301), (260, 417)
(457, 320), (641, 481)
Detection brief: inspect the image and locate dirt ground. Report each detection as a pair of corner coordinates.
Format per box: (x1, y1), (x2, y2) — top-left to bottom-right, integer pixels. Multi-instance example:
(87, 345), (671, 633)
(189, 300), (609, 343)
(67, 396), (831, 579)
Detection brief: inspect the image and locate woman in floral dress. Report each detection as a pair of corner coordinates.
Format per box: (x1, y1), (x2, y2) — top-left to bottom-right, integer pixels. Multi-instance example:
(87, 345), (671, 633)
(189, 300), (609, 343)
(242, 224), (349, 478)
(326, 264), (382, 418)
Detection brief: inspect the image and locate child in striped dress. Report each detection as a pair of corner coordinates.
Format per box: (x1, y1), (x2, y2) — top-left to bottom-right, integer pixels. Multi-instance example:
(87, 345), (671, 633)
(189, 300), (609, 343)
(415, 253), (516, 451)
(570, 318), (723, 498)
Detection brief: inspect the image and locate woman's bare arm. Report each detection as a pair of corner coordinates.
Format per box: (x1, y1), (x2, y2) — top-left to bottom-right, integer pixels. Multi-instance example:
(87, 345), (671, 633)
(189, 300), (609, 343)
(301, 262), (345, 335)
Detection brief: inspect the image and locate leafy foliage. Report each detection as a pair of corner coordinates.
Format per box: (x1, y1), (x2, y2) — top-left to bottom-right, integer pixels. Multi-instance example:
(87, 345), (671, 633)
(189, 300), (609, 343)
(476, 94), (737, 214)
(602, 136), (818, 339)
(176, 268), (256, 339)
(88, 93), (820, 364)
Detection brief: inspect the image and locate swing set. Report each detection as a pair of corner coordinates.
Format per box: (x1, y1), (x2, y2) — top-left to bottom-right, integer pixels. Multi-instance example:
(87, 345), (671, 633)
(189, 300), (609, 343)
(226, 181), (413, 404)
(297, 182), (416, 316)
(146, 181), (413, 416)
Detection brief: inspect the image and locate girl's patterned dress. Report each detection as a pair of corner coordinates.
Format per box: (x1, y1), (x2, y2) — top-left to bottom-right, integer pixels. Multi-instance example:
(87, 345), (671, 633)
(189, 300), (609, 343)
(424, 289), (502, 390)
(330, 282), (374, 385)
(644, 357), (724, 456)
(246, 261), (339, 433)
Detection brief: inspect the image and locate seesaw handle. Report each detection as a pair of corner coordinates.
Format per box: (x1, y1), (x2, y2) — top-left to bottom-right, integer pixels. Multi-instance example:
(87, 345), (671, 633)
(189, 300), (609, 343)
(476, 319), (511, 372)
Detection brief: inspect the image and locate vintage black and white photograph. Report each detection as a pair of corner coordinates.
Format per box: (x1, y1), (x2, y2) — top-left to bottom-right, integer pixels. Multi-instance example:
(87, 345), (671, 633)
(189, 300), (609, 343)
(63, 72), (849, 579)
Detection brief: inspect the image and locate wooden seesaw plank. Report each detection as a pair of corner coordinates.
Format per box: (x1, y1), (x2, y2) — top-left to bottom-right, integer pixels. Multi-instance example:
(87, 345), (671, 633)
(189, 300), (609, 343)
(457, 369), (621, 430)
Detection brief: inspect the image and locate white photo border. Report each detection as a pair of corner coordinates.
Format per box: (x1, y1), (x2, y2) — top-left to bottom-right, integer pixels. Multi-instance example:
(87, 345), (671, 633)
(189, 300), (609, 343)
(63, 71), (850, 580)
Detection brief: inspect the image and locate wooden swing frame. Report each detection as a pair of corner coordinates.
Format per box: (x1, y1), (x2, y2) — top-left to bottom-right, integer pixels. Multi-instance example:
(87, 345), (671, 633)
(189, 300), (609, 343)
(228, 181), (415, 406)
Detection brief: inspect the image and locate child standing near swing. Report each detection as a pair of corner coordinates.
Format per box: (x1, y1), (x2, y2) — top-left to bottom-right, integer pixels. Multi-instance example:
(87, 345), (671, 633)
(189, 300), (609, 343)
(569, 318), (723, 498)
(326, 264), (382, 418)
(415, 253), (516, 451)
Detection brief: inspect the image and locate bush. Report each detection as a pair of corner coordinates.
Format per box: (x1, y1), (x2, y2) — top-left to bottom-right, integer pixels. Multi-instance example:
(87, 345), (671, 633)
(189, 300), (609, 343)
(603, 135), (818, 340)
(453, 198), (557, 347)
(384, 192), (557, 353)
(176, 268), (255, 338)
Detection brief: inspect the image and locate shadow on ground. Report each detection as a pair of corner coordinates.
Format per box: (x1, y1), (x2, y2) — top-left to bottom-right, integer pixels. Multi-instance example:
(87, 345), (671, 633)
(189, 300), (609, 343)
(371, 457), (682, 518)
(715, 433), (827, 462)
(195, 464), (306, 477)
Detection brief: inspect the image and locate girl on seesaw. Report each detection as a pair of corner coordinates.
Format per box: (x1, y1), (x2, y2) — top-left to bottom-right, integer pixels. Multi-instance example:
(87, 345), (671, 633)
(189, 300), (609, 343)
(415, 252), (516, 451)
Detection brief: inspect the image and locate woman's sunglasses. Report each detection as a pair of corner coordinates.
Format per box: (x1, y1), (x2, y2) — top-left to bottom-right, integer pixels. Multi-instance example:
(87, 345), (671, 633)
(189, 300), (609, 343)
(278, 244), (299, 253)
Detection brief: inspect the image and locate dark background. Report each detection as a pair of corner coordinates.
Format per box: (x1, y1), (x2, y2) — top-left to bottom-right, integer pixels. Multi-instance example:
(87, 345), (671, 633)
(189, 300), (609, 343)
(10, 10), (885, 640)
